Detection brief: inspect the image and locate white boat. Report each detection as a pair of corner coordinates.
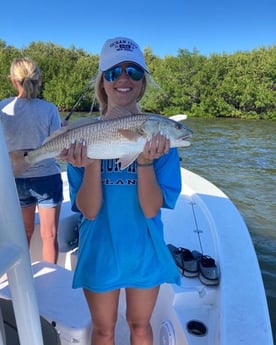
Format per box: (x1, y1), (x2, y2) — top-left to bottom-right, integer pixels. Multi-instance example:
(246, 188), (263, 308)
(0, 125), (273, 345)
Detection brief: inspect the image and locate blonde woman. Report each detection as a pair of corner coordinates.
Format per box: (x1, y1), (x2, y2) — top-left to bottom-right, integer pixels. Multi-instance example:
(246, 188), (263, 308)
(63, 37), (181, 345)
(0, 57), (63, 263)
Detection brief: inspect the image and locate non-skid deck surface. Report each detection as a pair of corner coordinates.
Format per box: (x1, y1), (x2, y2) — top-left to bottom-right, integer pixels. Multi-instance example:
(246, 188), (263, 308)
(163, 193), (218, 262)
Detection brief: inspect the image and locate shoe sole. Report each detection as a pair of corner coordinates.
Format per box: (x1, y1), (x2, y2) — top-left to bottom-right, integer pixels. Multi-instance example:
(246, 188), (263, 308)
(183, 270), (198, 278)
(199, 272), (219, 286)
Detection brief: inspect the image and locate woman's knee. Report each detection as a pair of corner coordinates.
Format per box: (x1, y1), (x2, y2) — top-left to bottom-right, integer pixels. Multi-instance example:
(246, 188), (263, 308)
(92, 322), (116, 341)
(127, 321), (152, 338)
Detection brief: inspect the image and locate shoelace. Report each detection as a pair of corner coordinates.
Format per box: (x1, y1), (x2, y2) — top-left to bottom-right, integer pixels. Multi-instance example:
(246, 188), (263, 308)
(177, 248), (194, 260)
(200, 256), (216, 267)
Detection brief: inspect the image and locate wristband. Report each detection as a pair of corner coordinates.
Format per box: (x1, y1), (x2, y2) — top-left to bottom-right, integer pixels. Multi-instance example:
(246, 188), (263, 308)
(137, 161), (153, 167)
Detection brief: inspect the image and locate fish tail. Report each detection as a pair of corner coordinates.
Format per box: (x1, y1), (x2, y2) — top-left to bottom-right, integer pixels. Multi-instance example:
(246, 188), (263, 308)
(9, 150), (32, 177)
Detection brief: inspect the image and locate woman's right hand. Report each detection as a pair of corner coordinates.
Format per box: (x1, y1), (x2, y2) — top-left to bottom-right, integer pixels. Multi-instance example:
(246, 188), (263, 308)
(59, 140), (98, 167)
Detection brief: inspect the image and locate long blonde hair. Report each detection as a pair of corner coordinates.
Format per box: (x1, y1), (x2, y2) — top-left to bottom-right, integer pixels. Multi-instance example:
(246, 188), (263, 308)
(10, 58), (42, 99)
(95, 71), (148, 116)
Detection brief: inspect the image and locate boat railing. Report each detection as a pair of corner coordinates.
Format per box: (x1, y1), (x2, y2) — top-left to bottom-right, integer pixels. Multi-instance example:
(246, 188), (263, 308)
(0, 123), (44, 345)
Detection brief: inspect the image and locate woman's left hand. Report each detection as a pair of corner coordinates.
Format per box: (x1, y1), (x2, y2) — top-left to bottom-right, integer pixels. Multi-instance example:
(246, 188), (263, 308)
(138, 132), (170, 163)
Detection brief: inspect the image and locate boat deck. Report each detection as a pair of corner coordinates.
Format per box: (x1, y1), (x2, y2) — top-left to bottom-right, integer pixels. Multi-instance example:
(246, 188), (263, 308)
(0, 169), (273, 345)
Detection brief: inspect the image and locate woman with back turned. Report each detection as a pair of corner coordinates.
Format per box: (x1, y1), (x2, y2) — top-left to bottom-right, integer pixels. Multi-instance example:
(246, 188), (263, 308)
(62, 37), (181, 345)
(0, 57), (63, 263)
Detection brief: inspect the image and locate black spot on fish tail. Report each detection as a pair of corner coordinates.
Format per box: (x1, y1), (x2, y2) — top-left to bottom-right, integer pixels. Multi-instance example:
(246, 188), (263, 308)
(9, 150), (32, 177)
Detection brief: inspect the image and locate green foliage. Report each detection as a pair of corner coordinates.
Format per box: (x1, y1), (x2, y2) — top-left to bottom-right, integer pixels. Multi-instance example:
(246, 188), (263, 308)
(0, 40), (21, 99)
(0, 39), (275, 119)
(21, 42), (98, 110)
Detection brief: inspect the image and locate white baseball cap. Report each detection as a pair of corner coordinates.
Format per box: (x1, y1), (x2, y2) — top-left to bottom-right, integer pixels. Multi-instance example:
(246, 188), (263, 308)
(99, 37), (149, 73)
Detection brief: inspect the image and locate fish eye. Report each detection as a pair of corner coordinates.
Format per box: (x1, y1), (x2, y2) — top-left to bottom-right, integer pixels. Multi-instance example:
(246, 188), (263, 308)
(175, 123), (182, 129)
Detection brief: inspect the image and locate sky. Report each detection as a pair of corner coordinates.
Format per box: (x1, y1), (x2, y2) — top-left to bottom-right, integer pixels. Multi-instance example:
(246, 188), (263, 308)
(1, 0), (275, 57)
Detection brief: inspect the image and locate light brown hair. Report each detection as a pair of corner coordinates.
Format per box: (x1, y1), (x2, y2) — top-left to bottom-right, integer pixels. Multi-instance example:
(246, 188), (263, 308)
(10, 58), (42, 99)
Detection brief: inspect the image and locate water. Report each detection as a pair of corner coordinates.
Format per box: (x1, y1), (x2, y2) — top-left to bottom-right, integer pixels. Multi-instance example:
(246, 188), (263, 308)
(180, 118), (276, 342)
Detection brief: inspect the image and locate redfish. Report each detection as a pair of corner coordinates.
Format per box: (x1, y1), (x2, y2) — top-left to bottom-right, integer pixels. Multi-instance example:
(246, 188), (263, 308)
(10, 113), (192, 177)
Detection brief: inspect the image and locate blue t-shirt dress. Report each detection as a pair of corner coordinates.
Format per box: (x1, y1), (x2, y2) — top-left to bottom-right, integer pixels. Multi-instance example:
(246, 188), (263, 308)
(67, 148), (181, 292)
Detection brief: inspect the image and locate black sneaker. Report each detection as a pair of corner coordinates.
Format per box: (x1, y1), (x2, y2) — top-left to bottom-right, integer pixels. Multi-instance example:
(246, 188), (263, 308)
(197, 255), (219, 286)
(168, 244), (198, 277)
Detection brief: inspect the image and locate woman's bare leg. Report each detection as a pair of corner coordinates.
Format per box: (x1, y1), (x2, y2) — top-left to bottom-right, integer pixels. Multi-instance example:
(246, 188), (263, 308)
(38, 205), (60, 263)
(84, 288), (120, 345)
(21, 204), (36, 246)
(126, 286), (160, 345)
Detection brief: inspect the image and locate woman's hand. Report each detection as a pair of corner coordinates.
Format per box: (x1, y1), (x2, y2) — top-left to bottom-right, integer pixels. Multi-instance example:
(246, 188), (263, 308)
(137, 132), (170, 164)
(59, 140), (98, 167)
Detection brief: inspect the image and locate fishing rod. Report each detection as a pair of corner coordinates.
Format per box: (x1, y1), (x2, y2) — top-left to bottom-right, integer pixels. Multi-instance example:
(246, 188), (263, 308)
(64, 78), (95, 122)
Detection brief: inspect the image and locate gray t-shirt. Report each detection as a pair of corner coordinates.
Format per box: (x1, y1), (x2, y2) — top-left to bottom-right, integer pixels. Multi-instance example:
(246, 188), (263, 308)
(0, 97), (61, 178)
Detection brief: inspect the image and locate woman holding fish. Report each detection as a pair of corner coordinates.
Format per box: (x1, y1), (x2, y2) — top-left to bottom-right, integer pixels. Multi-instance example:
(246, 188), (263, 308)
(0, 58), (63, 264)
(64, 37), (182, 345)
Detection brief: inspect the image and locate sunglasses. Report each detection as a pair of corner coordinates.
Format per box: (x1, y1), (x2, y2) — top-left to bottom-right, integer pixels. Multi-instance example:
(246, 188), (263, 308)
(103, 64), (145, 82)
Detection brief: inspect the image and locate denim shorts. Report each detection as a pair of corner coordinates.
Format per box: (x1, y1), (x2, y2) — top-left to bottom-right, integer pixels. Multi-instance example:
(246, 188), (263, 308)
(15, 174), (63, 208)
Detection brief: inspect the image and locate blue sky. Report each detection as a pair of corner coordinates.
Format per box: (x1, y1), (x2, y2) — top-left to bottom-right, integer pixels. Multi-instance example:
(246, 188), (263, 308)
(1, 0), (275, 57)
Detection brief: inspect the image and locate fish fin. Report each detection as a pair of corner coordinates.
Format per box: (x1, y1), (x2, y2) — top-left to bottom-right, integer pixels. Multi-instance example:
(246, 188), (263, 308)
(43, 117), (101, 144)
(108, 107), (133, 119)
(117, 153), (140, 170)
(9, 150), (32, 177)
(67, 117), (101, 128)
(117, 129), (144, 141)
